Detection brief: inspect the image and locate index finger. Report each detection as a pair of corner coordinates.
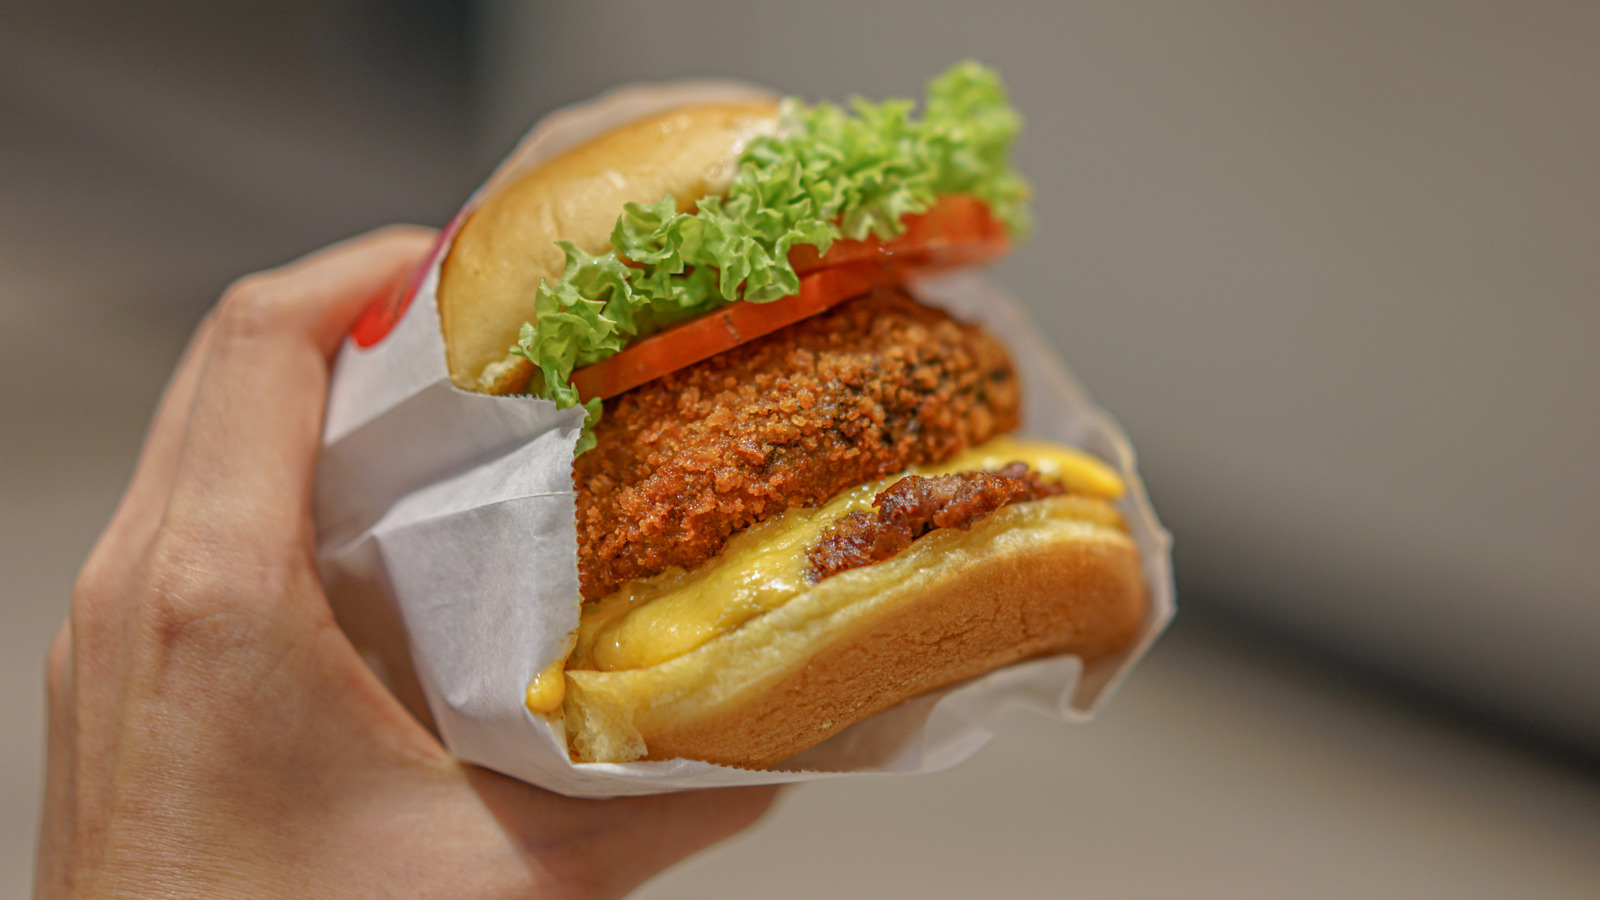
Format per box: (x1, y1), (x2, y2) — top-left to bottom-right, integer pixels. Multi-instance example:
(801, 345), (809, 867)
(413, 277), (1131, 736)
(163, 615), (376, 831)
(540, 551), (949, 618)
(158, 227), (435, 560)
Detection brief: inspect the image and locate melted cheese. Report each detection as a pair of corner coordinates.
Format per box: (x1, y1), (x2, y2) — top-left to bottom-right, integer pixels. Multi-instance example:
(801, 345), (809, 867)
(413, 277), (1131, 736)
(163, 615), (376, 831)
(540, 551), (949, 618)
(525, 658), (569, 714)
(564, 436), (1124, 676)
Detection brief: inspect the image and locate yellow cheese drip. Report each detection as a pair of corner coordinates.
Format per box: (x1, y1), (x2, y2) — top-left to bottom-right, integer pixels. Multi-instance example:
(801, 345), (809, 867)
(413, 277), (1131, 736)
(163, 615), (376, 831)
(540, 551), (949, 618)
(568, 436), (1124, 674)
(524, 658), (569, 714)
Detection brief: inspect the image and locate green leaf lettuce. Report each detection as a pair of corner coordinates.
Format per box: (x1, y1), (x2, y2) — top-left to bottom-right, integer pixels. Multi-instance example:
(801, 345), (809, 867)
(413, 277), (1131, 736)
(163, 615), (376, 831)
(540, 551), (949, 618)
(510, 61), (1030, 454)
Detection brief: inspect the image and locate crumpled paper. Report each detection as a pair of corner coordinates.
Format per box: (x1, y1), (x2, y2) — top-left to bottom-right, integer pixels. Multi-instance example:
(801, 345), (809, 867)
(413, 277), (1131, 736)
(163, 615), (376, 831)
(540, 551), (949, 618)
(314, 80), (1175, 798)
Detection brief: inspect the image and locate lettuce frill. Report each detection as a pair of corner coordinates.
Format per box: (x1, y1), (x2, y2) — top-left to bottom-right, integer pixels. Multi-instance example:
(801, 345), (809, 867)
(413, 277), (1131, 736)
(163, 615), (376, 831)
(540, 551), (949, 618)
(509, 61), (1030, 451)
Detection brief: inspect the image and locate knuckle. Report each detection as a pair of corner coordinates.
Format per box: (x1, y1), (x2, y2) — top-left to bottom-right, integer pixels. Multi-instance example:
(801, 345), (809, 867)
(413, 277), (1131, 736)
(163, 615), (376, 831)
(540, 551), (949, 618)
(140, 592), (245, 664)
(216, 272), (295, 341)
(137, 524), (289, 650)
(68, 533), (249, 676)
(66, 519), (317, 686)
(145, 523), (254, 605)
(70, 544), (125, 625)
(138, 587), (248, 666)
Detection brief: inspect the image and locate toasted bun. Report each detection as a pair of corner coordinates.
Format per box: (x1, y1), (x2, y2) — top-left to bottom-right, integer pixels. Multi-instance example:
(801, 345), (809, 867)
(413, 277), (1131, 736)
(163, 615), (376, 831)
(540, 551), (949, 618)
(435, 92), (1146, 770)
(438, 101), (780, 393)
(563, 494), (1145, 768)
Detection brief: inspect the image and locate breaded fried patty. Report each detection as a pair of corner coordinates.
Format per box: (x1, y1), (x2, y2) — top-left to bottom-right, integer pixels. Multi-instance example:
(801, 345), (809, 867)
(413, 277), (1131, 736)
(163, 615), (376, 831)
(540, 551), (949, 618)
(573, 288), (1021, 601)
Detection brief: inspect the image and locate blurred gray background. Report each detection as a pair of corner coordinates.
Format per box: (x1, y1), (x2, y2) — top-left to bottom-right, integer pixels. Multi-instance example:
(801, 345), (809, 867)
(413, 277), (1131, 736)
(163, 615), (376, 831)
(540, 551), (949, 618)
(3, 1), (1597, 897)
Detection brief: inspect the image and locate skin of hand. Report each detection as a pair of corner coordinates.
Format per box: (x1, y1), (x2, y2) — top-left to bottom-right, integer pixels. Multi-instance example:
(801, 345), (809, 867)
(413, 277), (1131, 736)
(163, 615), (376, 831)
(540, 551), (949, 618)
(34, 227), (778, 900)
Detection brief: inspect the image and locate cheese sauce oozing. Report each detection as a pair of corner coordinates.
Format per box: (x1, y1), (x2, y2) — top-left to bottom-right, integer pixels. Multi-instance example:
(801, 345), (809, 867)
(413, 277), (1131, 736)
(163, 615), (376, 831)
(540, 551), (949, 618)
(560, 436), (1125, 679)
(524, 658), (569, 714)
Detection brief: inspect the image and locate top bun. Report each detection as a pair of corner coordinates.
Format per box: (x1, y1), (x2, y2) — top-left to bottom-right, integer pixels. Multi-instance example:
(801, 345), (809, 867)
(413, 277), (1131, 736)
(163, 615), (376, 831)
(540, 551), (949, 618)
(438, 101), (780, 393)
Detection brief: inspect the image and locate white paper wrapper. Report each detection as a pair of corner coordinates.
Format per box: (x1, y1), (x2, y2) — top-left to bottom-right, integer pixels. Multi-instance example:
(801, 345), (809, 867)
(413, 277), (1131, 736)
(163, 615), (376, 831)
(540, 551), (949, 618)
(315, 81), (1175, 798)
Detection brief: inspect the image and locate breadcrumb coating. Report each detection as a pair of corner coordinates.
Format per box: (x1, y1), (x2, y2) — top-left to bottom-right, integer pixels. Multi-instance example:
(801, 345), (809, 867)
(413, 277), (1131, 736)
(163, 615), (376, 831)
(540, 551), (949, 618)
(573, 288), (1021, 601)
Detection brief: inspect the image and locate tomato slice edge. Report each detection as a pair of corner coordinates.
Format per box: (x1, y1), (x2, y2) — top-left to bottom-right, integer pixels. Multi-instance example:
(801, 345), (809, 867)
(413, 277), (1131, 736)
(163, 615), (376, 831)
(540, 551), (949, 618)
(571, 196), (1008, 402)
(570, 263), (881, 401)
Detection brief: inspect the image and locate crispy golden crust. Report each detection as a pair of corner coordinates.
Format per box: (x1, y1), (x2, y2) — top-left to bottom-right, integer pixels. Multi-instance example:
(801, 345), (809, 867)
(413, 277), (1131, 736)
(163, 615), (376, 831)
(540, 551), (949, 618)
(574, 289), (1021, 601)
(437, 101), (779, 391)
(563, 496), (1145, 768)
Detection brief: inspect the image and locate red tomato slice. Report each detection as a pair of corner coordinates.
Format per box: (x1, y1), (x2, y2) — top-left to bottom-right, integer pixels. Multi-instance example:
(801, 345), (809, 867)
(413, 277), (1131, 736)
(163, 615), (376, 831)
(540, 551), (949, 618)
(571, 196), (1008, 402)
(571, 262), (881, 401)
(789, 194), (1010, 275)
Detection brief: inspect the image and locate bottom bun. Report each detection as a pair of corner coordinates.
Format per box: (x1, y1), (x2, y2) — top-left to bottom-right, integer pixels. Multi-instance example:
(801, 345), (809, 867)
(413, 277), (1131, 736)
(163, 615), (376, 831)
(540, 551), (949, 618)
(563, 494), (1146, 768)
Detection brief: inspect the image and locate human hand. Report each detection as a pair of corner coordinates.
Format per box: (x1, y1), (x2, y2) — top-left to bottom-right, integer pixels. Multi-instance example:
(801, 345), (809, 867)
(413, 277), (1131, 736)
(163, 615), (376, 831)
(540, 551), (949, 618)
(35, 228), (777, 900)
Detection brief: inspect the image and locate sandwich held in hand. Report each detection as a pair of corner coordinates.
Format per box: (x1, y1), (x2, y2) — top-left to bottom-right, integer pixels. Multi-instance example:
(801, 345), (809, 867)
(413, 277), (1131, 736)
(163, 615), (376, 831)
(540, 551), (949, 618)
(435, 63), (1148, 768)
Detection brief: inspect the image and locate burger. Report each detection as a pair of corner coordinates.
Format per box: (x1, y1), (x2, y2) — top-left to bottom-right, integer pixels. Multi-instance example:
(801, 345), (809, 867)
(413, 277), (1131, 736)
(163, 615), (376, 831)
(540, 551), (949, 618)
(434, 63), (1147, 768)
